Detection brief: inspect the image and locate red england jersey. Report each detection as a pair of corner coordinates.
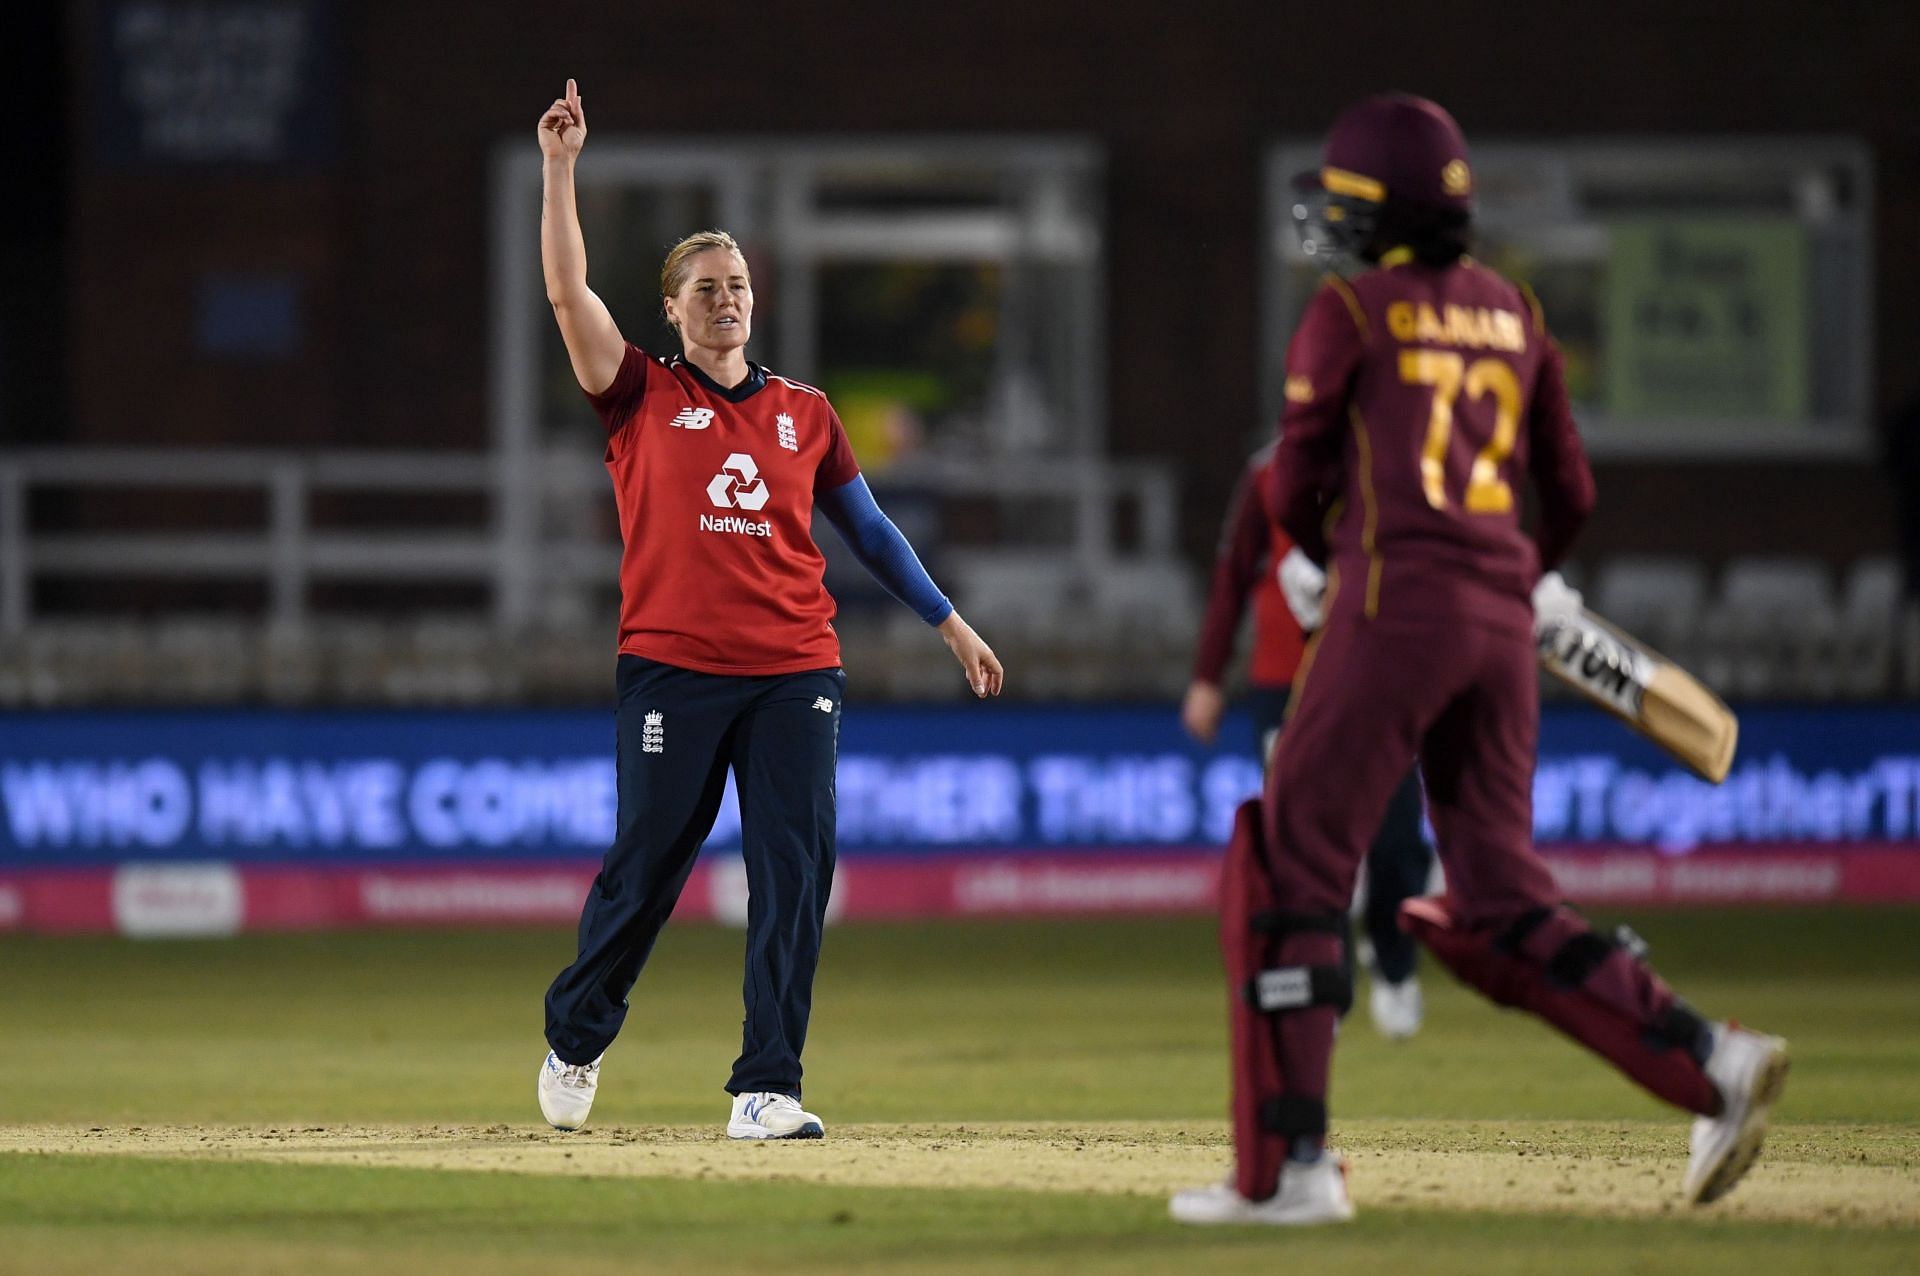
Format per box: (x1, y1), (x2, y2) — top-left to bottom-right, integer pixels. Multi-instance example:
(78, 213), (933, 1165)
(1270, 252), (1594, 634)
(1191, 446), (1307, 689)
(587, 344), (860, 675)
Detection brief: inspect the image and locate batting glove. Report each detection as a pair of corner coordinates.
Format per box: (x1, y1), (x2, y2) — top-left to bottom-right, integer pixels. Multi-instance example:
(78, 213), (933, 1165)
(1278, 546), (1328, 631)
(1531, 570), (1584, 635)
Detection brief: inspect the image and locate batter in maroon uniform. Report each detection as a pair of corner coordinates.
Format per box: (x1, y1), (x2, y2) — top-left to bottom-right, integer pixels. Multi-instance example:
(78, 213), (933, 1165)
(1173, 94), (1788, 1227)
(1183, 443), (1433, 1040)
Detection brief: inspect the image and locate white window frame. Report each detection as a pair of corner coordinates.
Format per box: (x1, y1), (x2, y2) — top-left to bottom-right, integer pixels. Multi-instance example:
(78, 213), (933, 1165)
(1262, 137), (1874, 460)
(488, 136), (1132, 628)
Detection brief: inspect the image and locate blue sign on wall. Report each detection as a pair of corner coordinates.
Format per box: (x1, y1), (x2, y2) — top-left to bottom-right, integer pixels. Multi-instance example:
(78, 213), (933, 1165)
(93, 0), (339, 168)
(1, 706), (1917, 868)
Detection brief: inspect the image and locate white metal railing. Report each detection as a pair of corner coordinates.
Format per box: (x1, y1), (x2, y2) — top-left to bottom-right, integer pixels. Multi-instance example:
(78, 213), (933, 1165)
(0, 449), (503, 632)
(0, 447), (1182, 636)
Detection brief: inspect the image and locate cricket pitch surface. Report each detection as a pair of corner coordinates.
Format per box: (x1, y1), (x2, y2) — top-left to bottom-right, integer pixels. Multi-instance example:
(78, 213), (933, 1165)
(5, 1119), (1913, 1229)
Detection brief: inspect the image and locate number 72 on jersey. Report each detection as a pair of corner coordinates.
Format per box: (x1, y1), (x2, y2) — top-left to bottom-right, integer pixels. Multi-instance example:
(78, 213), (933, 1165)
(1397, 350), (1740, 782)
(1400, 350), (1522, 515)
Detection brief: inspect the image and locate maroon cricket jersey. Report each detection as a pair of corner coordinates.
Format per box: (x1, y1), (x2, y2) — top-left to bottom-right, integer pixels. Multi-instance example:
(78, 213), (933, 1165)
(1192, 446), (1307, 689)
(587, 344), (860, 675)
(1270, 252), (1594, 634)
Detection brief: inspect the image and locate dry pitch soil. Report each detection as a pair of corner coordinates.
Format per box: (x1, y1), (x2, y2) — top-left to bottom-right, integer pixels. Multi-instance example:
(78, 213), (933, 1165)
(3, 1119), (1913, 1228)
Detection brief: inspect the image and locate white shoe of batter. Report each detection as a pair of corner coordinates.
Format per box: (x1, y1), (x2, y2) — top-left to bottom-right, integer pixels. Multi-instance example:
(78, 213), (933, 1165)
(727, 1091), (824, 1140)
(1685, 1022), (1789, 1204)
(1170, 1156), (1355, 1226)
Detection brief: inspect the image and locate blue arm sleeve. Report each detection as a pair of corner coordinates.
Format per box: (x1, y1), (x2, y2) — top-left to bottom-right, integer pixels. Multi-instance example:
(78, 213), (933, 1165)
(815, 475), (954, 626)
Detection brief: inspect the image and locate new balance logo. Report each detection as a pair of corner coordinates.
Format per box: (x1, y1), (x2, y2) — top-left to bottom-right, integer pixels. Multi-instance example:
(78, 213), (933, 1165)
(706, 452), (769, 511)
(776, 413), (798, 452)
(671, 407), (715, 430)
(642, 710), (665, 754)
(812, 696), (834, 713)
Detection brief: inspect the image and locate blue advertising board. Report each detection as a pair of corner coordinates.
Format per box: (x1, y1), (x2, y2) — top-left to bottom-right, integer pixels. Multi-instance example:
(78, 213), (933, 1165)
(2, 705), (1917, 868)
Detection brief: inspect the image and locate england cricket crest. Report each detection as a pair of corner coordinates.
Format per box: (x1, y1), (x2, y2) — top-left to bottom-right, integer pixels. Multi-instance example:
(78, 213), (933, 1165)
(641, 710), (665, 754)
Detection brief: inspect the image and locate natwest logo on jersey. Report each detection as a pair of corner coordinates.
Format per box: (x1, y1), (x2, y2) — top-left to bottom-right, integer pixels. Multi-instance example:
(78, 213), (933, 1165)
(707, 453), (768, 511)
(700, 452), (773, 538)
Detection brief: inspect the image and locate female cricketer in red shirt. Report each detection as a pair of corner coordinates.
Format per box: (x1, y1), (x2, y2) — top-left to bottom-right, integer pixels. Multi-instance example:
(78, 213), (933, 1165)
(531, 80), (1002, 1140)
(1172, 93), (1786, 1226)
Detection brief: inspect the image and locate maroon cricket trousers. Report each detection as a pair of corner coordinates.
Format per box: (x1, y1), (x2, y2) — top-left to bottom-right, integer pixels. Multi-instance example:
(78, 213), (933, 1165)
(1256, 606), (1716, 1120)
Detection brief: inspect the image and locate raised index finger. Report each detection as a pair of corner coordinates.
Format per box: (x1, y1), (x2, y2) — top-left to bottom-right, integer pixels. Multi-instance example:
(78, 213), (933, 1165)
(566, 78), (580, 111)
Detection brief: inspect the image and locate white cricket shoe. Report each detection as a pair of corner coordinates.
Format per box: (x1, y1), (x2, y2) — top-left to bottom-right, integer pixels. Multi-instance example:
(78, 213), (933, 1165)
(537, 1050), (601, 1131)
(1169, 1156), (1355, 1226)
(727, 1091), (824, 1140)
(1369, 974), (1424, 1040)
(1685, 1022), (1789, 1205)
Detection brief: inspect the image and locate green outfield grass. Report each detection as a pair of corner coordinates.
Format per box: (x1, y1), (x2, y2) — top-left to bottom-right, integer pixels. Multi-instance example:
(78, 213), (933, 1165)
(2, 908), (1917, 1273)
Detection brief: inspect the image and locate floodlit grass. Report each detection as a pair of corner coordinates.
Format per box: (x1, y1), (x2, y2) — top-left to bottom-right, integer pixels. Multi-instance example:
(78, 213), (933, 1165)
(2, 909), (1916, 1272)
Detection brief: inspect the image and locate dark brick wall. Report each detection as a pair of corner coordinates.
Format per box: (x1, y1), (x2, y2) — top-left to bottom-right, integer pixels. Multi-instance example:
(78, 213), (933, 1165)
(66, 0), (1920, 564)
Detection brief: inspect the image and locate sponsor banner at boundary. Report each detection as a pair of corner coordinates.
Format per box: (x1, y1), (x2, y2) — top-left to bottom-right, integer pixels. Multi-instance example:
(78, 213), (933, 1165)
(112, 862), (244, 938)
(9, 705), (1920, 867)
(1, 845), (1917, 935)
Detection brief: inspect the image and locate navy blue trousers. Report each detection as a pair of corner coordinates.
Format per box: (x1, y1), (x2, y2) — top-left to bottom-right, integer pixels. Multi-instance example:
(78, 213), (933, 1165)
(1246, 685), (1431, 984)
(544, 656), (844, 1098)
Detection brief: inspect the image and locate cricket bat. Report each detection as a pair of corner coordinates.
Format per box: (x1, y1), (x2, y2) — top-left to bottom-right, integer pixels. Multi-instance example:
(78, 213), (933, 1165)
(1536, 610), (1738, 783)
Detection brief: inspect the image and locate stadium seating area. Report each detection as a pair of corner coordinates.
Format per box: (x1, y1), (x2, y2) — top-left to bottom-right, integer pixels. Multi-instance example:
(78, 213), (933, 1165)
(1578, 555), (1912, 701)
(0, 555), (1911, 707)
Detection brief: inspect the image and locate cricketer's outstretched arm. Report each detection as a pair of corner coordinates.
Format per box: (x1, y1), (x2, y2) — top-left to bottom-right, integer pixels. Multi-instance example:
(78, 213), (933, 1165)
(538, 78), (627, 397)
